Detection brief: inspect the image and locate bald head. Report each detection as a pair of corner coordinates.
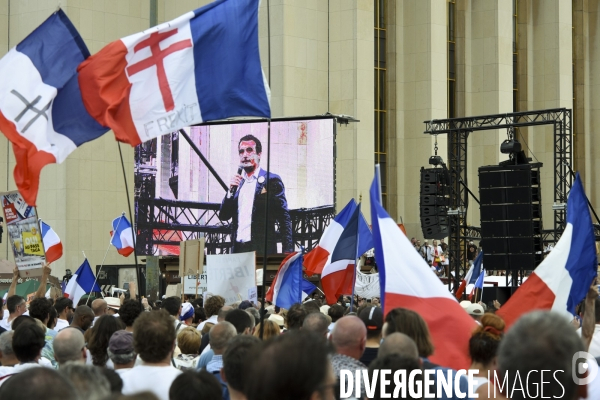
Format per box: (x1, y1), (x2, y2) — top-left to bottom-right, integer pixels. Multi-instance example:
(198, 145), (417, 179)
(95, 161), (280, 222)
(330, 316), (367, 360)
(379, 332), (419, 360)
(218, 306), (234, 322)
(72, 306), (94, 331)
(54, 329), (86, 365)
(209, 321), (237, 354)
(302, 312), (330, 337)
(91, 299), (108, 316)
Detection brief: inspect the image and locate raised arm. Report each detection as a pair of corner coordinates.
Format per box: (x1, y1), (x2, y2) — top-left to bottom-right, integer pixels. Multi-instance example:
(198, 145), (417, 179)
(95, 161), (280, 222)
(34, 263), (52, 299)
(7, 266), (19, 298)
(582, 280), (598, 351)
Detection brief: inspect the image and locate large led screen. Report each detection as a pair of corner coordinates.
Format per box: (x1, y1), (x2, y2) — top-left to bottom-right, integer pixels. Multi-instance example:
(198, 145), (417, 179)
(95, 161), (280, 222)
(135, 118), (335, 256)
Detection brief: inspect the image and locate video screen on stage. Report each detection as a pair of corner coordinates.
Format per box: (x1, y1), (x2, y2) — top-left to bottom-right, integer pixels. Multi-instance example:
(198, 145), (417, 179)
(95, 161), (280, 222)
(134, 118), (336, 256)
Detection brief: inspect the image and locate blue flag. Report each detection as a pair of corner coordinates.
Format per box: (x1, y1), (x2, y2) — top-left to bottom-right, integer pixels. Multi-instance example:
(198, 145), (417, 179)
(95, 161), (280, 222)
(468, 251), (484, 285)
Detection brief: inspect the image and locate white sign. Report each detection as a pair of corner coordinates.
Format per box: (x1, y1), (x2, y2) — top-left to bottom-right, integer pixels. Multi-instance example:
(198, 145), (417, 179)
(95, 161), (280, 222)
(354, 268), (381, 299)
(248, 287), (258, 305)
(207, 252), (256, 304)
(183, 268), (208, 295)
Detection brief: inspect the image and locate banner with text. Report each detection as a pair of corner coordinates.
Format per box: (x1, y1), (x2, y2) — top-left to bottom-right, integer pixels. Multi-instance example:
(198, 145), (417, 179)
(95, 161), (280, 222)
(183, 265), (208, 295)
(207, 252), (255, 304)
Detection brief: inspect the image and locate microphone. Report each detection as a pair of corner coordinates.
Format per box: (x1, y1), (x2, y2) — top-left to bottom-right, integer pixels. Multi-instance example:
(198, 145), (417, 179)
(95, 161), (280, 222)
(230, 167), (243, 196)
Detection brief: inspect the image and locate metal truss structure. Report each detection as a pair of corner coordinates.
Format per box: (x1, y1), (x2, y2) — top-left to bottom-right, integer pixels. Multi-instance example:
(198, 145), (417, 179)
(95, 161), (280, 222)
(424, 108), (572, 290)
(136, 197), (335, 256)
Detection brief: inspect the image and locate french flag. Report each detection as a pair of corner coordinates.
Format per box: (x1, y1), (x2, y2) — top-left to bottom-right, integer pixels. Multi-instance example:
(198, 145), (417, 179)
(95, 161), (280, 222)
(64, 259), (101, 306)
(77, 0), (270, 146)
(0, 10), (109, 205)
(40, 219), (63, 263)
(266, 252), (303, 310)
(321, 204), (361, 305)
(110, 215), (135, 257)
(301, 279), (318, 301)
(497, 173), (597, 328)
(370, 166), (477, 370)
(304, 199), (373, 277)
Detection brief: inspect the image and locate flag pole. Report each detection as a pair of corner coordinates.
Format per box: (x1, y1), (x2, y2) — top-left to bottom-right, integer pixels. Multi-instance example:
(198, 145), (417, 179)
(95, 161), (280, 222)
(349, 203), (361, 313)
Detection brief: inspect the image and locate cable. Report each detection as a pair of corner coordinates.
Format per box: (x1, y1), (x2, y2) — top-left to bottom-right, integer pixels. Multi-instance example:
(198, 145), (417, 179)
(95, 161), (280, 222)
(516, 127), (539, 163)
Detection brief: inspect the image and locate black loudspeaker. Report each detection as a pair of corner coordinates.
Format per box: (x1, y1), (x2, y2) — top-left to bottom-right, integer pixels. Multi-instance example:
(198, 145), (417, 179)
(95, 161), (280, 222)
(481, 286), (515, 305)
(420, 167), (449, 240)
(479, 163), (543, 271)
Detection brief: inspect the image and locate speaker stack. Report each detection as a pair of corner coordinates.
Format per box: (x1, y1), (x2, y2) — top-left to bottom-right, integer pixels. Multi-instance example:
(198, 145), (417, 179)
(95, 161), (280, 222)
(420, 167), (450, 240)
(479, 163), (543, 271)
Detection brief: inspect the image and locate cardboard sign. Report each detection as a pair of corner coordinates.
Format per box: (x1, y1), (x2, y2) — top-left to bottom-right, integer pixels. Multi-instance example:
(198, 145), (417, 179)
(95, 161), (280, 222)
(207, 252), (255, 304)
(0, 191), (45, 276)
(248, 287), (258, 305)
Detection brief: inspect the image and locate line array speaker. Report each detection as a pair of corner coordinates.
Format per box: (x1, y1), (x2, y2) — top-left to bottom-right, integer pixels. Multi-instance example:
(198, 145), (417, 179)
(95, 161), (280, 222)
(420, 167), (449, 240)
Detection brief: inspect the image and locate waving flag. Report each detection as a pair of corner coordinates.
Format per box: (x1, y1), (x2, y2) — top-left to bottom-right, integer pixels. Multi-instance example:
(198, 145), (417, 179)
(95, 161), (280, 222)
(266, 252), (303, 310)
(497, 173), (597, 328)
(301, 279), (318, 301)
(110, 215), (135, 257)
(455, 263), (473, 300)
(321, 204), (361, 305)
(468, 251), (484, 285)
(77, 0), (270, 146)
(0, 10), (109, 205)
(64, 259), (101, 305)
(40, 219), (63, 263)
(304, 199), (373, 276)
(370, 165), (476, 370)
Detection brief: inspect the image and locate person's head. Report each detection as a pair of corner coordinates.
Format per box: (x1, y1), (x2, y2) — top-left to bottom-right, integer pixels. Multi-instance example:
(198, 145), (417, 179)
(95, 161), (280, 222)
(177, 327), (201, 355)
(204, 295), (226, 318)
(179, 302), (194, 323)
(133, 310), (176, 363)
(54, 328), (87, 366)
(162, 296), (182, 318)
(469, 313), (505, 368)
(367, 354), (423, 400)
(372, 297), (380, 306)
(328, 304), (344, 323)
(169, 370), (223, 400)
(465, 302), (485, 321)
(416, 240), (421, 246)
(222, 335), (262, 394)
(0, 367), (78, 400)
(303, 301), (321, 315)
(245, 330), (335, 400)
(358, 305), (383, 342)
(47, 305), (58, 329)
(193, 307), (206, 325)
(119, 299), (143, 328)
(91, 299), (108, 317)
(0, 331), (17, 366)
(107, 330), (136, 368)
(88, 314), (126, 366)
(238, 300), (253, 310)
(238, 134), (262, 173)
(55, 298), (74, 320)
(498, 311), (586, 400)
(100, 368), (124, 394)
(11, 315), (35, 331)
(378, 332), (419, 360)
(29, 297), (53, 324)
(6, 295), (25, 316)
(246, 307), (259, 327)
(302, 312), (330, 337)
(225, 308), (254, 335)
(59, 364), (111, 400)
(73, 305), (95, 331)
(383, 308), (434, 358)
(433, 240), (438, 246)
(285, 303), (307, 330)
(13, 322), (45, 362)
(217, 305), (233, 322)
(254, 319), (281, 340)
(330, 316), (367, 360)
(209, 321), (237, 355)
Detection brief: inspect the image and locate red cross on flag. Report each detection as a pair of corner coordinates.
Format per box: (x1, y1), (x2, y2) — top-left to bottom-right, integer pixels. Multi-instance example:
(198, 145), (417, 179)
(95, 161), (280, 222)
(78, 0), (270, 146)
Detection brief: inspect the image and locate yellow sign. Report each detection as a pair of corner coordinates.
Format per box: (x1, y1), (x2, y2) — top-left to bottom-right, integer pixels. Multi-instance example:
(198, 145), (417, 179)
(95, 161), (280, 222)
(22, 231), (44, 256)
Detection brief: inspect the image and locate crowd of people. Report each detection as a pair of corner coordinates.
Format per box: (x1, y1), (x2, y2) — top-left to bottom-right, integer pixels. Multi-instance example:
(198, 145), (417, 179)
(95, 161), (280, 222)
(0, 260), (598, 400)
(410, 237), (480, 279)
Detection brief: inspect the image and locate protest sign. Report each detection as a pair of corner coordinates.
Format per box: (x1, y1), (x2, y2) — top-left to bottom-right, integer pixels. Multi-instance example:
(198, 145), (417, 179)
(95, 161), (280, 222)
(183, 265), (208, 295)
(0, 191), (45, 277)
(207, 252), (255, 304)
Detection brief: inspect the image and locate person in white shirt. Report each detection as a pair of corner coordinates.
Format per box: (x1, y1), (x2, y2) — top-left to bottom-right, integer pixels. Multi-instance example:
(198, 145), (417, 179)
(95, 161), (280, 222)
(0, 323), (47, 386)
(120, 311), (181, 400)
(0, 296), (26, 332)
(54, 298), (75, 331)
(0, 331), (17, 376)
(90, 299), (108, 327)
(197, 295), (226, 332)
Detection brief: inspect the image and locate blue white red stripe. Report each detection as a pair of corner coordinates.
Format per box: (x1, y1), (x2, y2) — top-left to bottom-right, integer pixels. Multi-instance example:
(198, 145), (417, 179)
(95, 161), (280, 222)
(497, 173), (597, 327)
(64, 259), (101, 305)
(0, 10), (108, 205)
(40, 219), (63, 263)
(370, 165), (476, 370)
(110, 215), (135, 257)
(265, 252), (303, 310)
(77, 0), (270, 146)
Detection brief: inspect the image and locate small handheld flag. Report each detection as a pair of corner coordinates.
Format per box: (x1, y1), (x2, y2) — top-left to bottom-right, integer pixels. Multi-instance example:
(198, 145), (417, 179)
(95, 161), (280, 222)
(40, 219), (63, 263)
(110, 214), (135, 257)
(64, 259), (101, 306)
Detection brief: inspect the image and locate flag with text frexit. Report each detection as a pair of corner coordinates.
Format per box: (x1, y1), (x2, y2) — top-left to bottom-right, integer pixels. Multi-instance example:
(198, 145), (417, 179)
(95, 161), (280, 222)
(78, 0), (270, 146)
(0, 10), (108, 205)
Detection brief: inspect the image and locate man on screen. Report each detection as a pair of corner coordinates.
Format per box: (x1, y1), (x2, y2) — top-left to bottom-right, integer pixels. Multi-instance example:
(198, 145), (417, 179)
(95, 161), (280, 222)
(219, 134), (293, 255)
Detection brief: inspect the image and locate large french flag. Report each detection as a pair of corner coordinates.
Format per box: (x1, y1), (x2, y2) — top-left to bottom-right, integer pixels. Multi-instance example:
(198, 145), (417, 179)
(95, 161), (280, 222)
(64, 259), (101, 306)
(0, 10), (109, 205)
(497, 173), (597, 328)
(304, 199), (373, 277)
(110, 215), (135, 257)
(77, 0), (270, 146)
(40, 219), (63, 263)
(266, 252), (303, 310)
(370, 166), (477, 370)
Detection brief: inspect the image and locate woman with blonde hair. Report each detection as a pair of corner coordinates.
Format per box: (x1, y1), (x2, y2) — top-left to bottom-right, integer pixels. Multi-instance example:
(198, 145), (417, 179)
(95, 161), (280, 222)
(254, 319), (281, 340)
(173, 327), (201, 370)
(469, 313), (505, 390)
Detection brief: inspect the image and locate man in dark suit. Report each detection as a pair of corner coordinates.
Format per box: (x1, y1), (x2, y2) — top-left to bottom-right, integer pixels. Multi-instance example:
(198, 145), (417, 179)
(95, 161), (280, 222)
(219, 134), (293, 255)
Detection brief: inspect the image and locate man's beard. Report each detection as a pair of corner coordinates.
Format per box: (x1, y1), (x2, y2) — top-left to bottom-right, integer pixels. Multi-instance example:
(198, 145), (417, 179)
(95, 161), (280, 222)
(243, 164), (257, 173)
